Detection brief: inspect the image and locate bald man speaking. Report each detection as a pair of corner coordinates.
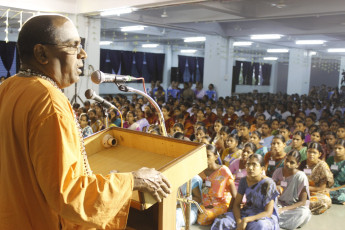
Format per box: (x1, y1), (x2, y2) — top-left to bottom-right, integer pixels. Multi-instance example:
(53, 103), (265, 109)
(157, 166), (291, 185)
(0, 15), (170, 230)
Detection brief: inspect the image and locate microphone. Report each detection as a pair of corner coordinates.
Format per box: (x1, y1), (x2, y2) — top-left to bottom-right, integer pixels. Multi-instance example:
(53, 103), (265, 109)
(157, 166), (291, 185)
(85, 89), (115, 109)
(91, 70), (139, 84)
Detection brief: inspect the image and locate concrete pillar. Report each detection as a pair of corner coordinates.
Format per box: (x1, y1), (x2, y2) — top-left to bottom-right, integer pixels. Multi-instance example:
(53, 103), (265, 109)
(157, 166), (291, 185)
(338, 56), (345, 89)
(203, 36), (234, 97)
(270, 62), (278, 93)
(162, 45), (172, 90)
(287, 49), (312, 95)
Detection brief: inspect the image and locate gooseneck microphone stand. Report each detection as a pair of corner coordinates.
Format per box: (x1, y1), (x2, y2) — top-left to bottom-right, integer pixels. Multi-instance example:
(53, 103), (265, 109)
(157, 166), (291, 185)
(115, 83), (167, 137)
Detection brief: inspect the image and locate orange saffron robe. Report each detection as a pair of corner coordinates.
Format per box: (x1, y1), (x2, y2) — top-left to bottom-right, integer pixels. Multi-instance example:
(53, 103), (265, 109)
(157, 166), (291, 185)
(0, 76), (133, 230)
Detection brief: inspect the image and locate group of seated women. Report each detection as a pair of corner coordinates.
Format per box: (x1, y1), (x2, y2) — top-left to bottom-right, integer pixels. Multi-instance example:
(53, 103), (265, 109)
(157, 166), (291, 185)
(73, 90), (345, 230)
(175, 126), (345, 230)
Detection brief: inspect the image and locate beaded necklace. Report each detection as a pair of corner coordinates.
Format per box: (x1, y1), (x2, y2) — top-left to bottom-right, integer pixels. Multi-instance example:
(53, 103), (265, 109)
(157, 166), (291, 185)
(18, 69), (92, 176)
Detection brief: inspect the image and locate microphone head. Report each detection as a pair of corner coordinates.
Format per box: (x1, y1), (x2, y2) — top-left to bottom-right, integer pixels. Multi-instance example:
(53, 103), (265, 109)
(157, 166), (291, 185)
(91, 70), (103, 84)
(85, 89), (94, 99)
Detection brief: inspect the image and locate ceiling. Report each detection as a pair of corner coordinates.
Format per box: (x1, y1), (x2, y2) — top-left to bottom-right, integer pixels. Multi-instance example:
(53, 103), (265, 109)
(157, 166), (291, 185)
(95, 0), (345, 62)
(2, 0), (345, 61)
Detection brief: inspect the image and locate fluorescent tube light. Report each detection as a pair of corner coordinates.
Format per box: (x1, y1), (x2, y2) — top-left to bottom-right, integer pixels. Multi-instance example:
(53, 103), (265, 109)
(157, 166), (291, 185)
(233, 41), (253, 46)
(120, 25), (146, 32)
(296, 40), (326, 45)
(328, 48), (345, 53)
(264, 57), (278, 61)
(99, 41), (113, 45)
(142, 44), (159, 48)
(310, 51), (317, 56)
(100, 7), (135, 16)
(184, 37), (206, 42)
(181, 49), (197, 53)
(251, 34), (283, 39)
(267, 49), (289, 53)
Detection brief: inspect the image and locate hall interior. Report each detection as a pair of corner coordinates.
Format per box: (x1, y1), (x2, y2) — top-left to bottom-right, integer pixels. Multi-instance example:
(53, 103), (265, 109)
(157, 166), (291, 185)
(1, 0), (345, 100)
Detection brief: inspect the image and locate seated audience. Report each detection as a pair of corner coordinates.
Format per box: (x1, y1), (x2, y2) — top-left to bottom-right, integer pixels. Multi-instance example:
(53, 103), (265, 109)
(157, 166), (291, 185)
(279, 124), (292, 146)
(229, 142), (257, 189)
(260, 122), (274, 148)
(221, 134), (242, 166)
(108, 108), (121, 127)
(326, 139), (345, 204)
(249, 113), (265, 133)
(285, 131), (308, 162)
(211, 154), (280, 230)
(217, 126), (232, 153)
(250, 131), (268, 157)
(205, 83), (217, 101)
(123, 111), (140, 131)
(272, 150), (312, 229)
(323, 131), (337, 160)
(310, 128), (322, 143)
(195, 126), (208, 143)
(336, 124), (345, 139)
(264, 135), (287, 177)
(211, 119), (224, 145)
(197, 145), (236, 226)
(238, 121), (251, 145)
(270, 119), (280, 135)
(79, 113), (93, 138)
(88, 109), (102, 133)
(299, 142), (334, 215)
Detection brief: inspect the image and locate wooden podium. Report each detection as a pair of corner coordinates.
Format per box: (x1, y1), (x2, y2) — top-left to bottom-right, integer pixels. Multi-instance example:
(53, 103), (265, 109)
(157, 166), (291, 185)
(84, 127), (207, 230)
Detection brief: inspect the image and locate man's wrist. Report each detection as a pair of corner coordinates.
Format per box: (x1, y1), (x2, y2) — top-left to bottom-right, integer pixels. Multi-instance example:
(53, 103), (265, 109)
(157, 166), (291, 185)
(132, 172), (141, 190)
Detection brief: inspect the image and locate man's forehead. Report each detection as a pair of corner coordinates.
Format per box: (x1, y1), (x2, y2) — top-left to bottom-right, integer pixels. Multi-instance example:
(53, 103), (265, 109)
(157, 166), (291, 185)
(53, 19), (80, 43)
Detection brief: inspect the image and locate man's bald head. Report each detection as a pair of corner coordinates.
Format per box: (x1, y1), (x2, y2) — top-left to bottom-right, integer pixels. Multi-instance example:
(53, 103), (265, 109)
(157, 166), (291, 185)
(17, 15), (70, 62)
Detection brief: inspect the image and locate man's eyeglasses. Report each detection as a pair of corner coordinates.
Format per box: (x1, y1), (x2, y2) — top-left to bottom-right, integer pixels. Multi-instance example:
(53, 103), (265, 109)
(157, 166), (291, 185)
(41, 43), (83, 54)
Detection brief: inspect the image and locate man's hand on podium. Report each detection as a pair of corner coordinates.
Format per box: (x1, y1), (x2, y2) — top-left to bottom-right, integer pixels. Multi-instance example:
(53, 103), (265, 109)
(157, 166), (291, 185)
(132, 167), (171, 202)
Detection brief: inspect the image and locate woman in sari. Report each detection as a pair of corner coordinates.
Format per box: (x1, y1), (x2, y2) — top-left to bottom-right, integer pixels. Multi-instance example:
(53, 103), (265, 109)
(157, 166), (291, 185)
(272, 150), (311, 229)
(299, 142), (334, 214)
(211, 119), (224, 146)
(88, 109), (102, 133)
(197, 144), (237, 226)
(250, 131), (268, 157)
(162, 105), (175, 134)
(123, 111), (140, 131)
(284, 131), (307, 162)
(229, 142), (257, 189)
(326, 139), (345, 204)
(264, 135), (287, 177)
(211, 154), (280, 230)
(221, 134), (242, 166)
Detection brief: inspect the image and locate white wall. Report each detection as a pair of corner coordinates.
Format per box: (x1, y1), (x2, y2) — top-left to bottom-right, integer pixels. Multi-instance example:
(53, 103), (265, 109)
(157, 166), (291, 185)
(339, 57), (345, 89)
(203, 35), (233, 97)
(287, 49), (312, 95)
(1, 0), (77, 13)
(235, 85), (271, 93)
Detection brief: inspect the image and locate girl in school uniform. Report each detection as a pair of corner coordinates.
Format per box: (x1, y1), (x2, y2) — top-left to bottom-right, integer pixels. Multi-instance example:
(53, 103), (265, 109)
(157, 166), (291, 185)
(326, 139), (345, 204)
(197, 145), (237, 226)
(272, 150), (312, 229)
(299, 142), (334, 215)
(211, 154), (280, 230)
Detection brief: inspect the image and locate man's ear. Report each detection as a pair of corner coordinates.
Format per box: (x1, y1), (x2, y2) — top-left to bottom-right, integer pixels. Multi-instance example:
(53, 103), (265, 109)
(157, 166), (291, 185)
(33, 44), (49, 64)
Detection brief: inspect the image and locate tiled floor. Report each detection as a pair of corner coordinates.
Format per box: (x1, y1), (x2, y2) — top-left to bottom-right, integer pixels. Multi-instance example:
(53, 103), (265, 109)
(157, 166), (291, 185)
(127, 204), (344, 229)
(189, 204), (345, 230)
